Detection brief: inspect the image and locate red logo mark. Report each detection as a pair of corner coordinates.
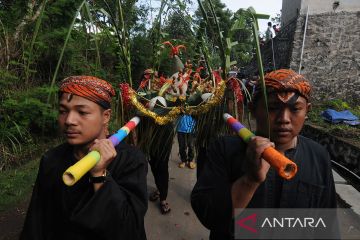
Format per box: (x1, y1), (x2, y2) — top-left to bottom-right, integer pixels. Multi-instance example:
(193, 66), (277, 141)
(236, 213), (257, 233)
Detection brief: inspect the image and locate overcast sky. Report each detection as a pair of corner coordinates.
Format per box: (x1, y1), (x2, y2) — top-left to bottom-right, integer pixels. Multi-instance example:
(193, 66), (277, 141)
(144, 0), (283, 33)
(221, 0), (283, 33)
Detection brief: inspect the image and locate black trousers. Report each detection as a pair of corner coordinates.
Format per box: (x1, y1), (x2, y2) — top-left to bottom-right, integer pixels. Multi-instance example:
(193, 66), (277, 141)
(149, 151), (170, 201)
(177, 132), (194, 162)
(148, 124), (174, 201)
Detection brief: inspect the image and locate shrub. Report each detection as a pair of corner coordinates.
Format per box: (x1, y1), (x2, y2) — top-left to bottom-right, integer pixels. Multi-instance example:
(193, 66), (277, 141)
(0, 86), (59, 169)
(1, 86), (58, 142)
(325, 99), (351, 111)
(0, 69), (21, 100)
(0, 120), (33, 170)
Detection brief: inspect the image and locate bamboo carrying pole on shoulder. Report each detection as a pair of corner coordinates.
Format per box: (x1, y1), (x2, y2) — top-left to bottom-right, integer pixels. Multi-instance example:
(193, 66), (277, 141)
(62, 116), (140, 186)
(223, 113), (297, 180)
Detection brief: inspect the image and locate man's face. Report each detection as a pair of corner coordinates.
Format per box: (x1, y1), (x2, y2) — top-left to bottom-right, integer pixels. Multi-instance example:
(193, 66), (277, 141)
(58, 93), (110, 146)
(253, 92), (311, 146)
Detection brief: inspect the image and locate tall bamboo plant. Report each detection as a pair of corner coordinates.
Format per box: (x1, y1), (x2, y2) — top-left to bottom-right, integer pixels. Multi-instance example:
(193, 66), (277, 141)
(198, 0), (242, 81)
(196, 1), (271, 138)
(196, 0), (218, 78)
(193, 0), (238, 146)
(24, 0), (48, 85)
(47, 0), (87, 104)
(206, 0), (228, 78)
(149, 0), (168, 72)
(42, 0), (105, 135)
(83, 1), (102, 70)
(100, 0), (136, 126)
(247, 7), (271, 138)
(115, 0), (132, 86)
(230, 7), (271, 137)
(230, 7), (271, 135)
(46, 0), (103, 101)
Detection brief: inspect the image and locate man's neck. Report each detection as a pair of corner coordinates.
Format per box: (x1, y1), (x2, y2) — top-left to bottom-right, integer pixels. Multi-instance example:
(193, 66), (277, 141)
(275, 137), (298, 154)
(72, 133), (107, 160)
(73, 144), (91, 160)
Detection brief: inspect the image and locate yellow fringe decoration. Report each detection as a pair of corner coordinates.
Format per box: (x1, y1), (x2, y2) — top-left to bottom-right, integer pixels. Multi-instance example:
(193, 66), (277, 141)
(129, 80), (226, 125)
(129, 89), (181, 125)
(185, 80), (225, 115)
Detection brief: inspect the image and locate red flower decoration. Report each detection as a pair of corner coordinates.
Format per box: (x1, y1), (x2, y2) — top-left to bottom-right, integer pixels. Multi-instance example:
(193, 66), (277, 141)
(212, 70), (222, 84)
(139, 79), (149, 89)
(227, 77), (244, 104)
(196, 66), (204, 73)
(119, 83), (131, 108)
(162, 41), (186, 58)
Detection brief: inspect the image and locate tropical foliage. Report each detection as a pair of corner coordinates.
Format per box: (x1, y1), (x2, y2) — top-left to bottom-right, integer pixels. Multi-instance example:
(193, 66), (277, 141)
(0, 0), (270, 169)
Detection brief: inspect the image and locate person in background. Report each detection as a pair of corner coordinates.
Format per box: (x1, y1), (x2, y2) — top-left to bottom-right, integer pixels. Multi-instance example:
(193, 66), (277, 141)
(191, 69), (337, 239)
(21, 76), (148, 240)
(228, 65), (238, 78)
(265, 21), (273, 41)
(273, 24), (280, 36)
(146, 122), (175, 214)
(177, 114), (196, 169)
(243, 75), (258, 95)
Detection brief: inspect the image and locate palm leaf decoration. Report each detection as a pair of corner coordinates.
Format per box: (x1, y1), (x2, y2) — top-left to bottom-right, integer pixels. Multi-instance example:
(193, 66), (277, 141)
(194, 1), (272, 147)
(247, 7), (271, 138)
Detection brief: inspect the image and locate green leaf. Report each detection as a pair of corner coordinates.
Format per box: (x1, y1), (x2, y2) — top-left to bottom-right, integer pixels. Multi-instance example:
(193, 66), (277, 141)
(231, 17), (246, 30)
(255, 13), (270, 19)
(48, 0), (87, 103)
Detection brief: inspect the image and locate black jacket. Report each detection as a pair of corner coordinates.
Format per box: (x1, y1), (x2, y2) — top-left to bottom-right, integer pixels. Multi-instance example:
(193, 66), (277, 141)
(191, 135), (337, 239)
(21, 142), (148, 240)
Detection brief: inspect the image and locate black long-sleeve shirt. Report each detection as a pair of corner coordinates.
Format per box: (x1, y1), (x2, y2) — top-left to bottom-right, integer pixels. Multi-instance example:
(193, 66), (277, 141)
(21, 142), (148, 240)
(191, 135), (337, 239)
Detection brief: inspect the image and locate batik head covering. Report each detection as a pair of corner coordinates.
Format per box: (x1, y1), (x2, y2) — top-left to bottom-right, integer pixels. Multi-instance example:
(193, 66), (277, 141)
(253, 69), (312, 103)
(59, 76), (115, 109)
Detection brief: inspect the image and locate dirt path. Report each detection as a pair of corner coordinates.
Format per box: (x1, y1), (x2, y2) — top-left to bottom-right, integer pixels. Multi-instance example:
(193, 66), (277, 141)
(0, 197), (29, 240)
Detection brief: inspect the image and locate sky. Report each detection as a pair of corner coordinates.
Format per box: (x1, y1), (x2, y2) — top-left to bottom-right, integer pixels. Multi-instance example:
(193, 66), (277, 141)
(221, 0), (283, 33)
(143, 0), (283, 33)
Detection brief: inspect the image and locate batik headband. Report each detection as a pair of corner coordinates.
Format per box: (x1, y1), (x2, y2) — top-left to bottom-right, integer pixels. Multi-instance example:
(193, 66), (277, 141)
(59, 76), (115, 109)
(254, 69), (312, 103)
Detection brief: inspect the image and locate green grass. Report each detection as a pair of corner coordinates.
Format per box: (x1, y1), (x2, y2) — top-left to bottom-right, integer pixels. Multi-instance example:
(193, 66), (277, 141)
(307, 101), (360, 143)
(0, 158), (39, 212)
(0, 137), (62, 212)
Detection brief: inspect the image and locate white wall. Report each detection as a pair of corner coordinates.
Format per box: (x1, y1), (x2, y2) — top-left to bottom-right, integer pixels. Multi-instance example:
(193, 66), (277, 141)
(299, 0), (360, 15)
(281, 0), (302, 26)
(282, 0), (360, 26)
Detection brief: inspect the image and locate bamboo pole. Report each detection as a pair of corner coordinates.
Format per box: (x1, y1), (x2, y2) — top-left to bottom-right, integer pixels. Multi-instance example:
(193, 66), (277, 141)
(299, 5), (309, 74)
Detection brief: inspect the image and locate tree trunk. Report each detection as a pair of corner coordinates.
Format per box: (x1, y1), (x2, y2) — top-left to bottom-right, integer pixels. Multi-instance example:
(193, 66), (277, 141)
(13, 0), (47, 42)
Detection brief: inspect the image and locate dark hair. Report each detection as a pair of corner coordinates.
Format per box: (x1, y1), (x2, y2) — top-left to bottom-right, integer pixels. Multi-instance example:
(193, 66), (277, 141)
(268, 22), (272, 26)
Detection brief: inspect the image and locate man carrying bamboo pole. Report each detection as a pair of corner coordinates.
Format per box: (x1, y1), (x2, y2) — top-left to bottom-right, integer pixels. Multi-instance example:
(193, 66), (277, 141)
(191, 69), (337, 239)
(21, 76), (148, 240)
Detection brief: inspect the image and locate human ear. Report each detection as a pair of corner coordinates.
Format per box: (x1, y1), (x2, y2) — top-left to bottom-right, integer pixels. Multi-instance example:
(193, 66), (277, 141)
(103, 109), (112, 124)
(306, 103), (312, 114)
